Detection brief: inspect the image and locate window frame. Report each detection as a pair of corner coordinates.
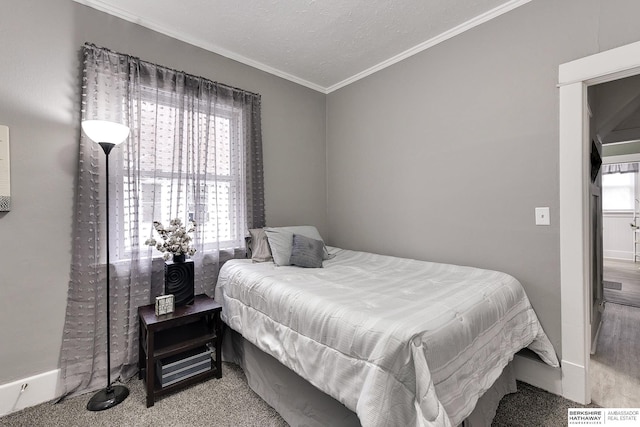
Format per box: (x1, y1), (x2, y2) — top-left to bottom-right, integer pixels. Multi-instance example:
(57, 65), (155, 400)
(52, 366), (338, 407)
(602, 170), (638, 212)
(115, 86), (247, 259)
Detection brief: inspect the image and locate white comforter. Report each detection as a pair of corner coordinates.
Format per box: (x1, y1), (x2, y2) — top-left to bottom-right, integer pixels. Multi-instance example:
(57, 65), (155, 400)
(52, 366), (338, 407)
(215, 248), (559, 426)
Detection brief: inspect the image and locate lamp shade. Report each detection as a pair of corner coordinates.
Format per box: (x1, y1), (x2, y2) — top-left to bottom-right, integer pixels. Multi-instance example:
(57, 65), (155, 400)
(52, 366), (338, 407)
(81, 120), (130, 145)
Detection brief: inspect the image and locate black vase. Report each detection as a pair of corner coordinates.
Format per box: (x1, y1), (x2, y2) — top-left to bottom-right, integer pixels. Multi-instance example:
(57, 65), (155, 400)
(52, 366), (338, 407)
(164, 256), (194, 306)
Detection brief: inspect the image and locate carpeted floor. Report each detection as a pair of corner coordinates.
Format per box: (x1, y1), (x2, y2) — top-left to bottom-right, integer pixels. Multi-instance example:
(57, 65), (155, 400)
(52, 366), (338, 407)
(0, 362), (594, 427)
(491, 381), (598, 426)
(0, 363), (286, 427)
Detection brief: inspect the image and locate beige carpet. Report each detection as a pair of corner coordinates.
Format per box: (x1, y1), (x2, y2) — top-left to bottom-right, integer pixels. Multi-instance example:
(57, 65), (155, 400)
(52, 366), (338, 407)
(492, 382), (598, 427)
(0, 362), (595, 427)
(0, 363), (286, 427)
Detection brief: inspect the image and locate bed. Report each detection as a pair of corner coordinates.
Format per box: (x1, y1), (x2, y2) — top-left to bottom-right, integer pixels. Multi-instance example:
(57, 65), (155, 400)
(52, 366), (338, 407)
(214, 230), (559, 427)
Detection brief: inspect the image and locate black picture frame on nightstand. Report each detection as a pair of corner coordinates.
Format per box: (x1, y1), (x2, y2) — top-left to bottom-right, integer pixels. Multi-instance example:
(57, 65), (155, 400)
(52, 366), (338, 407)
(138, 294), (223, 407)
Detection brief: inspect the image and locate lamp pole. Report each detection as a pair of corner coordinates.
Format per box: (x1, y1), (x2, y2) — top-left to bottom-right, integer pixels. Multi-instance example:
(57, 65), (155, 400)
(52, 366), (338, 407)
(101, 141), (115, 396)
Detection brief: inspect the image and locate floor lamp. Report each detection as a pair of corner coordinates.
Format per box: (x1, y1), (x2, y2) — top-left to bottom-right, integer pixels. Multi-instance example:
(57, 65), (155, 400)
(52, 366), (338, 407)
(81, 119), (131, 411)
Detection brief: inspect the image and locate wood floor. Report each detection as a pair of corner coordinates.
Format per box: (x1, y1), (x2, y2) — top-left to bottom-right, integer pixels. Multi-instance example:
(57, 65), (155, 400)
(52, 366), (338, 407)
(603, 259), (640, 307)
(591, 259), (640, 407)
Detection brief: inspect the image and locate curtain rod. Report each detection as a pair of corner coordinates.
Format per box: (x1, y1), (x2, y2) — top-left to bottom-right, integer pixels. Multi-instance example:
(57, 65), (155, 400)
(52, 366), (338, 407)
(83, 42), (261, 98)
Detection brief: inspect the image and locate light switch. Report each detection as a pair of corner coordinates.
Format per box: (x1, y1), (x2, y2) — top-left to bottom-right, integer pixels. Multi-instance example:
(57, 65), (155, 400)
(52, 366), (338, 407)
(0, 125), (10, 212)
(535, 207), (550, 226)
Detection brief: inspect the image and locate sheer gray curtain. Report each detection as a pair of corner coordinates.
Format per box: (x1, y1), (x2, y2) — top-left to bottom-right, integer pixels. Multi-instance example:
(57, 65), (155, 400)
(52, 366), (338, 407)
(59, 43), (265, 397)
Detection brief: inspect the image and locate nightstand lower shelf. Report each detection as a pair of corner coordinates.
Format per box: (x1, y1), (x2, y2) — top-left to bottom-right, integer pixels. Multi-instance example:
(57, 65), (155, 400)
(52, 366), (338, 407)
(138, 294), (223, 407)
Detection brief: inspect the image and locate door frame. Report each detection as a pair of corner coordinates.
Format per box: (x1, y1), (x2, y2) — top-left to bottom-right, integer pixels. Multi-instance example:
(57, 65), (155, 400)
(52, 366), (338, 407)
(559, 40), (640, 404)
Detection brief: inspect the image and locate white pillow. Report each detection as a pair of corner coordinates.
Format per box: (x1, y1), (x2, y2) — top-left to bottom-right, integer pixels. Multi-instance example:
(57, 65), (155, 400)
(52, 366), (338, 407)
(248, 228), (273, 262)
(264, 226), (331, 266)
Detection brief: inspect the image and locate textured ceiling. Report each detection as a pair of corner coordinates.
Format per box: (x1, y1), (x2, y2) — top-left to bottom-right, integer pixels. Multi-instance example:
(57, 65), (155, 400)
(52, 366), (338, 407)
(74, 0), (530, 93)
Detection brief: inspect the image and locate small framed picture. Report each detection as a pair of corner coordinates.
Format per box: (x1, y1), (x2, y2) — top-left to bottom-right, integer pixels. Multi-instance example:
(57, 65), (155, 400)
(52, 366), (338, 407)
(155, 294), (175, 316)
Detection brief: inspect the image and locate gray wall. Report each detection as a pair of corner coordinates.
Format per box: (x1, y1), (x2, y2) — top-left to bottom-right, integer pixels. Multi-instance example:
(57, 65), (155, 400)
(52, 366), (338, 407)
(326, 0), (640, 355)
(0, 0), (326, 384)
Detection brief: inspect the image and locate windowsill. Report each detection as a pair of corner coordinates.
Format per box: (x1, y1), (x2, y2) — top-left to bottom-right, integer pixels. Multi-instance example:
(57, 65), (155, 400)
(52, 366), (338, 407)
(103, 246), (246, 266)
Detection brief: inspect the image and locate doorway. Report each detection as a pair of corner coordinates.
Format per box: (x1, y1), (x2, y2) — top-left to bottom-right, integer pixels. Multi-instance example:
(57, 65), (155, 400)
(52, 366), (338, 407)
(559, 40), (640, 404)
(592, 155), (640, 407)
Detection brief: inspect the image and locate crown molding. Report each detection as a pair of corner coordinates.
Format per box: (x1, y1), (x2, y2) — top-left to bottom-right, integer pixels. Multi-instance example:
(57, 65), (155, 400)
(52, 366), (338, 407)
(72, 0), (327, 93)
(74, 0), (531, 94)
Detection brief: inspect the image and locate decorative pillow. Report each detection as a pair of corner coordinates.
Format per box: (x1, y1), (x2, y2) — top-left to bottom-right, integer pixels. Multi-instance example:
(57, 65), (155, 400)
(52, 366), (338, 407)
(248, 228), (273, 263)
(263, 228), (295, 266)
(263, 225), (333, 264)
(290, 234), (324, 268)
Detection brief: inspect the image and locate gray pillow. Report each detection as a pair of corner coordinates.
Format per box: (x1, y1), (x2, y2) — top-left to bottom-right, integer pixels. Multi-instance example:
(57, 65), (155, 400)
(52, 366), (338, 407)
(264, 225), (334, 263)
(248, 228), (273, 263)
(289, 234), (324, 268)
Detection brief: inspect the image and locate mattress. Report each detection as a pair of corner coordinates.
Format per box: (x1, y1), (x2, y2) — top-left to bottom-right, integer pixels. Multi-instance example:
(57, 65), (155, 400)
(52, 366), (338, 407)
(214, 248), (559, 426)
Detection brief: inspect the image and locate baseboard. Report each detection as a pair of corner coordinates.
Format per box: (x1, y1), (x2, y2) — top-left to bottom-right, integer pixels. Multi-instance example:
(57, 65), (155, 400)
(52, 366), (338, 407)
(0, 369), (60, 416)
(513, 354), (562, 395)
(591, 315), (604, 355)
(560, 359), (588, 404)
(603, 251), (633, 261)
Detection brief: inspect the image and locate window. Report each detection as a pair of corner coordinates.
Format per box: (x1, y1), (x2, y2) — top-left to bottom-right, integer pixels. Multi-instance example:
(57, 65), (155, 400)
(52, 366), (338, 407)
(119, 88), (247, 256)
(602, 172), (636, 211)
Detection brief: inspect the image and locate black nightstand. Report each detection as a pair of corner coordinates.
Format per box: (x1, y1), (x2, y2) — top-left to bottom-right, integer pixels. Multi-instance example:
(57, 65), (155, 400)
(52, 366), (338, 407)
(138, 294), (223, 407)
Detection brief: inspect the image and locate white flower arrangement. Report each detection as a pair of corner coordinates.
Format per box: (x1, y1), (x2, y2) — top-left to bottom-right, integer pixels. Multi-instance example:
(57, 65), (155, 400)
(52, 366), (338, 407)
(145, 218), (197, 260)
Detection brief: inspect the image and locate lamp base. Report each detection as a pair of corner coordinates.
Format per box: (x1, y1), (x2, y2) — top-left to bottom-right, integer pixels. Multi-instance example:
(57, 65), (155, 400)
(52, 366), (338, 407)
(86, 385), (129, 411)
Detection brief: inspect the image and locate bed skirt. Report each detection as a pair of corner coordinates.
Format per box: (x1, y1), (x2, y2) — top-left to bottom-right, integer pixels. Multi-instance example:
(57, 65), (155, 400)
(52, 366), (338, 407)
(222, 327), (517, 427)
